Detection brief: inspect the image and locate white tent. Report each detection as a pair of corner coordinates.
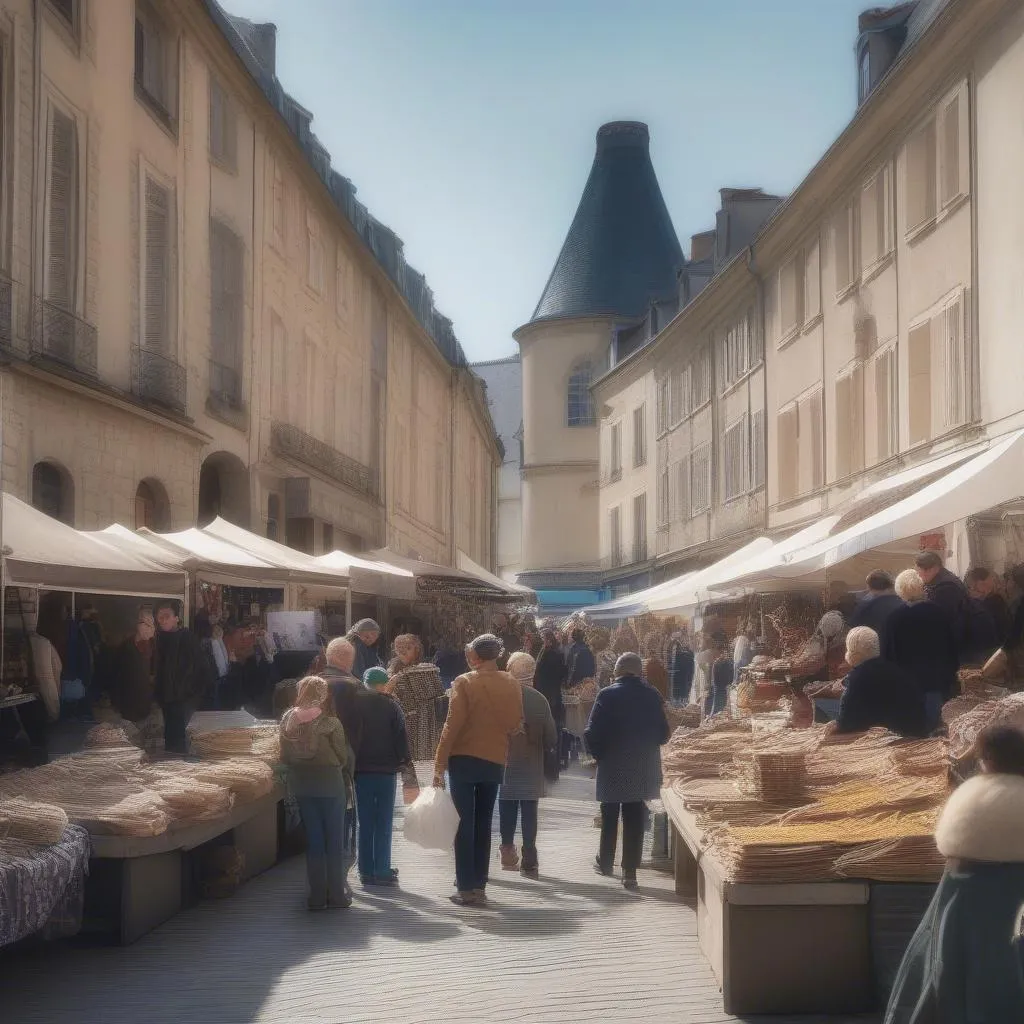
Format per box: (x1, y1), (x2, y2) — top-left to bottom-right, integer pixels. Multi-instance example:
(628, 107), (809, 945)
(580, 571), (701, 619)
(456, 550), (535, 601)
(366, 547), (532, 601)
(2, 494), (185, 597)
(312, 549), (416, 601)
(136, 527), (294, 588)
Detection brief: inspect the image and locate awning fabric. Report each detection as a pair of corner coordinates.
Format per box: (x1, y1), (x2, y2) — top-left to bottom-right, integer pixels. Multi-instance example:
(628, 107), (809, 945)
(3, 495), (185, 597)
(136, 527), (293, 588)
(312, 551), (416, 601)
(366, 547), (532, 601)
(581, 572), (701, 619)
(763, 428), (1024, 582)
(456, 550), (536, 600)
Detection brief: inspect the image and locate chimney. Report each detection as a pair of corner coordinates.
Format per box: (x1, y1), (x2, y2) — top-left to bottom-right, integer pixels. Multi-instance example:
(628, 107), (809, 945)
(690, 230), (716, 263)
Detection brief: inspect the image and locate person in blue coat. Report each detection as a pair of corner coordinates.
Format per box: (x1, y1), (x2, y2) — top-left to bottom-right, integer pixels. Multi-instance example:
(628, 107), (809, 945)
(884, 725), (1024, 1023)
(584, 653), (670, 891)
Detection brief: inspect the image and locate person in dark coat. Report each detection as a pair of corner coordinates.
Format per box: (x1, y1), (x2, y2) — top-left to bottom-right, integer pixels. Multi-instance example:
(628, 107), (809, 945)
(345, 619), (382, 680)
(584, 653), (671, 891)
(884, 570), (959, 732)
(668, 630), (695, 703)
(915, 550), (972, 655)
(834, 627), (926, 738)
(111, 608), (157, 724)
(154, 601), (214, 754)
(884, 725), (1024, 1023)
(849, 570), (903, 651)
(566, 629), (597, 686)
(354, 667), (412, 887)
(966, 566), (1012, 650)
(705, 632), (733, 718)
(534, 629), (568, 768)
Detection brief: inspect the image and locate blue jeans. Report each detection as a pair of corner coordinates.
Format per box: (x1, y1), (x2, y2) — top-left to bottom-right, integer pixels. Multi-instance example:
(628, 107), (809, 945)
(355, 773), (396, 879)
(296, 795), (347, 906)
(448, 756), (502, 893)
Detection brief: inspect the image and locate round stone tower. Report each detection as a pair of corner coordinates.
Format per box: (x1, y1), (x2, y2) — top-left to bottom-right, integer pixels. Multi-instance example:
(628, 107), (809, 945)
(514, 121), (683, 609)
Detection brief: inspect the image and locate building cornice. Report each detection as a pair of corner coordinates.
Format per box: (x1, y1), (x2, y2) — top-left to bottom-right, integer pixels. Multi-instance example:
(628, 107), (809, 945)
(522, 460), (599, 476)
(513, 314), (618, 345)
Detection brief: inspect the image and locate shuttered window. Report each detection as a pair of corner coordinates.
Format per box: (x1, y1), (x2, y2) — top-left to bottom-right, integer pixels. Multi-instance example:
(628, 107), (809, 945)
(834, 367), (864, 480)
(135, 3), (175, 118)
(657, 377), (669, 434)
(777, 405), (799, 501)
(908, 321), (932, 444)
(939, 294), (966, 431)
(632, 493), (648, 563)
(632, 404), (647, 467)
(803, 239), (821, 324)
(209, 219), (244, 402)
(691, 444), (711, 514)
(779, 256), (803, 338)
(751, 409), (765, 489)
(46, 106), (77, 309)
(833, 200), (857, 295)
(940, 89), (968, 209)
(723, 414), (750, 501)
(609, 506), (622, 566)
(609, 421), (622, 478)
(806, 389), (824, 490)
(673, 457), (690, 521)
(306, 211), (324, 293)
(335, 245), (350, 318)
(272, 160), (286, 249)
(677, 365), (692, 420)
(209, 76), (237, 170)
(670, 368), (683, 424)
(861, 164), (893, 270)
(906, 120), (937, 232)
(657, 468), (669, 528)
(143, 176), (171, 351)
(872, 346), (898, 464)
(693, 347), (711, 408)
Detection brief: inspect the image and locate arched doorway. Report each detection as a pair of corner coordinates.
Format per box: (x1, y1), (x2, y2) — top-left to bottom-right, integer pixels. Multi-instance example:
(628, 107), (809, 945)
(31, 461), (74, 524)
(135, 478), (171, 531)
(198, 452), (250, 528)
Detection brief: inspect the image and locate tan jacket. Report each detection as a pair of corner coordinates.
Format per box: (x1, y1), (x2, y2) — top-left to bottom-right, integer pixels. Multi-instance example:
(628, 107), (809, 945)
(434, 668), (524, 774)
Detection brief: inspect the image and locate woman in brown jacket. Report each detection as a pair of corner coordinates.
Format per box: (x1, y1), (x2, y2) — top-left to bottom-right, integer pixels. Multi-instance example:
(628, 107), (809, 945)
(433, 634), (523, 906)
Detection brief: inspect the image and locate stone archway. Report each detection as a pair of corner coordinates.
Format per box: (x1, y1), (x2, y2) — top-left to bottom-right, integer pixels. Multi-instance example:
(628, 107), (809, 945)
(198, 452), (250, 528)
(135, 478), (172, 531)
(32, 460), (75, 525)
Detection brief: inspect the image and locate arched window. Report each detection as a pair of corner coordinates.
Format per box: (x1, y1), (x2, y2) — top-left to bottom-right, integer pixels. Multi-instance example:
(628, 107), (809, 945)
(32, 462), (73, 524)
(134, 479), (170, 530)
(267, 493), (281, 541)
(567, 363), (595, 427)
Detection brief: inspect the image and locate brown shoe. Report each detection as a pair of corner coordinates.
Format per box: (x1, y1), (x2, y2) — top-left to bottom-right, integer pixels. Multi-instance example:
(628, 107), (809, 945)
(449, 891), (479, 906)
(499, 844), (520, 870)
(521, 846), (539, 879)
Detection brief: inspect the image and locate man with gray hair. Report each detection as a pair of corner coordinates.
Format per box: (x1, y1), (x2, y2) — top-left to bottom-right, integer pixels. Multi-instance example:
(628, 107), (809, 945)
(834, 626), (926, 737)
(584, 651), (670, 890)
(345, 618), (382, 680)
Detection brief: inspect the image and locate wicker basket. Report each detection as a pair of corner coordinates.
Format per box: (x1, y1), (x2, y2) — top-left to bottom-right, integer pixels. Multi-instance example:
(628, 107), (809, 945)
(750, 751), (808, 803)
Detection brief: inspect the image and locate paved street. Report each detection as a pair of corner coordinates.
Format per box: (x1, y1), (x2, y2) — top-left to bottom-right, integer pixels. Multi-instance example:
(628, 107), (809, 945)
(1, 768), (876, 1024)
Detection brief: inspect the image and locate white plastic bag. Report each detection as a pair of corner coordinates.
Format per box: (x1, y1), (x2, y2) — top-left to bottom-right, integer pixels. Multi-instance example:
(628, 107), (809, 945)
(403, 786), (460, 851)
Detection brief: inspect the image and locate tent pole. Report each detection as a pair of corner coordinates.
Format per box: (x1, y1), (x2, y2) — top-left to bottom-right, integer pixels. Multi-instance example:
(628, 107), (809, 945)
(345, 583), (352, 631)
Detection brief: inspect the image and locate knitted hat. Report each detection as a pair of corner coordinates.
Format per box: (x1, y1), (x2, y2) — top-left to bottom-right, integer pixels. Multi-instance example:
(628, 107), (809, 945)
(363, 667), (389, 688)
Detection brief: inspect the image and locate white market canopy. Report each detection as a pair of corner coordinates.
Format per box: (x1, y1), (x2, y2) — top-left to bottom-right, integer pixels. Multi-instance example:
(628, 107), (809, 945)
(366, 547), (534, 601)
(312, 549), (416, 601)
(3, 494), (185, 597)
(456, 550), (535, 601)
(581, 571), (701, 620)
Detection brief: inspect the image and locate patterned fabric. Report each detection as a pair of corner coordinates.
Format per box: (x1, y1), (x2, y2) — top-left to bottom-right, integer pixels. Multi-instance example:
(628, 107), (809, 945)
(0, 824), (90, 948)
(386, 664), (445, 761)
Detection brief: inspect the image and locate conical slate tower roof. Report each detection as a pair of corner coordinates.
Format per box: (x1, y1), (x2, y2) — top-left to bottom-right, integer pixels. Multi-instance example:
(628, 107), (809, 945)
(529, 122), (684, 325)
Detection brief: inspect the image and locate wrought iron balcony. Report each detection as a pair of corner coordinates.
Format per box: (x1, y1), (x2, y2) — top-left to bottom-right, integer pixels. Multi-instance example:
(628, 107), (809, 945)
(271, 421), (380, 501)
(32, 298), (97, 377)
(209, 358), (243, 409)
(131, 345), (187, 415)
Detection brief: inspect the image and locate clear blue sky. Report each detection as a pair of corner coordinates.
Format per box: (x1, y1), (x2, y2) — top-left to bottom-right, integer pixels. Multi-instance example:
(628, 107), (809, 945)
(225, 0), (871, 362)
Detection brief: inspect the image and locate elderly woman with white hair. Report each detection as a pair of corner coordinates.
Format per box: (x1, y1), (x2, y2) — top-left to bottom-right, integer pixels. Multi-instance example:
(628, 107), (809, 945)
(833, 626), (926, 737)
(884, 568), (959, 732)
(497, 652), (557, 878)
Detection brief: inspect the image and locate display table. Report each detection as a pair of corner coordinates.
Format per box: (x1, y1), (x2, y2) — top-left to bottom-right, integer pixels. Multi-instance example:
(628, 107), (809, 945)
(662, 787), (873, 1016)
(87, 786), (283, 944)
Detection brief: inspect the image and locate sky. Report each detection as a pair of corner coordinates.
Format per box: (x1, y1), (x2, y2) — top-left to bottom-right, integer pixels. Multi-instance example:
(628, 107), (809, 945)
(225, 0), (873, 362)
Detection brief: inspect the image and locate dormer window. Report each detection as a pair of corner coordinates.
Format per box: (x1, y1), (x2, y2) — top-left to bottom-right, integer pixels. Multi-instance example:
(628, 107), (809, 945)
(858, 45), (872, 104)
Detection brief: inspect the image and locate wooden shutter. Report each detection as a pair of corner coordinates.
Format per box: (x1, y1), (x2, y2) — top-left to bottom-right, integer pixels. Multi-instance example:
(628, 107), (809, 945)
(874, 347), (898, 463)
(673, 457), (690, 521)
(657, 469), (669, 527)
(803, 239), (821, 323)
(610, 507), (621, 565)
(633, 404), (646, 466)
(752, 409), (765, 488)
(144, 177), (170, 351)
(940, 295), (966, 429)
(908, 321), (932, 444)
(780, 256), (801, 336)
(802, 390), (824, 491)
(633, 493), (648, 561)
(860, 175), (880, 270)
(906, 120), (937, 231)
(835, 375), (851, 478)
(47, 108), (77, 308)
(833, 204), (853, 295)
(940, 90), (967, 208)
(777, 406), (799, 501)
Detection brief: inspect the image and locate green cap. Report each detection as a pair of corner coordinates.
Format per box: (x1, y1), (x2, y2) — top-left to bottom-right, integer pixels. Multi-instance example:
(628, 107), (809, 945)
(363, 667), (389, 688)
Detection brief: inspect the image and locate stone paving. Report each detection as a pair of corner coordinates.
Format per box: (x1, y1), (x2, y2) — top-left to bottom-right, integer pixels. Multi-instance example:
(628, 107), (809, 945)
(0, 768), (878, 1024)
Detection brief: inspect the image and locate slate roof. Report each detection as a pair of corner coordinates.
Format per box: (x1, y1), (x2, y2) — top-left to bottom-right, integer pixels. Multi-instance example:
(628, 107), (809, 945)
(528, 122), (684, 326)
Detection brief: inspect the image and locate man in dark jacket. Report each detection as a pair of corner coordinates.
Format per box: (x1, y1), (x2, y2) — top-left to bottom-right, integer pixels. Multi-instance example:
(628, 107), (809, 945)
(345, 618), (382, 680)
(585, 653), (670, 890)
(835, 626), (926, 738)
(354, 667), (412, 886)
(567, 629), (597, 686)
(154, 601), (214, 754)
(849, 570), (903, 650)
(966, 566), (1012, 648)
(535, 630), (568, 769)
(915, 551), (971, 651)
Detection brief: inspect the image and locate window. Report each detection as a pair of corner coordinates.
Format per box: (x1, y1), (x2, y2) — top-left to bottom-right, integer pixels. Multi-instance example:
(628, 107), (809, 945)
(751, 409), (765, 489)
(670, 368), (684, 424)
(779, 256), (803, 339)
(45, 105), (78, 311)
(939, 294), (967, 432)
(49, 0), (77, 31)
(720, 311), (754, 392)
(908, 320), (932, 445)
(906, 119), (938, 232)
(723, 414), (750, 501)
(306, 210), (324, 293)
(32, 462), (72, 524)
(940, 88), (969, 209)
(833, 199), (857, 296)
(335, 245), (351, 318)
(632, 493), (648, 563)
(209, 219), (244, 406)
(834, 367), (865, 480)
(777, 405), (799, 501)
(271, 159), (286, 250)
(134, 481), (166, 530)
(908, 291), (969, 445)
(567, 363), (594, 426)
(858, 46), (871, 104)
(674, 457), (690, 521)
(657, 468), (669, 528)
(657, 377), (670, 434)
(692, 347), (711, 408)
(801, 389), (824, 491)
(135, 3), (176, 121)
(266, 493), (280, 541)
(870, 346), (898, 464)
(143, 175), (172, 351)
(209, 77), (237, 171)
(609, 421), (622, 479)
(609, 506), (622, 567)
(322, 523), (334, 553)
(632, 404), (647, 467)
(803, 239), (821, 324)
(861, 164), (893, 271)
(691, 445), (711, 514)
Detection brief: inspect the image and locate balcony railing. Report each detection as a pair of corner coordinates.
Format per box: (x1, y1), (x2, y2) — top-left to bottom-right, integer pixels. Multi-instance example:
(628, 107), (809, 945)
(132, 345), (187, 414)
(31, 298), (97, 376)
(209, 359), (243, 409)
(271, 421), (380, 501)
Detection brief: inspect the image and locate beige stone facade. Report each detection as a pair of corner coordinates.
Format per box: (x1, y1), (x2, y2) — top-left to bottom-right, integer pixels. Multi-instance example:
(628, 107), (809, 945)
(0, 0), (499, 568)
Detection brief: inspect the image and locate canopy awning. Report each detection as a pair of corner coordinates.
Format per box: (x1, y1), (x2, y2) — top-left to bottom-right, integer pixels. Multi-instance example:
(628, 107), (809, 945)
(3, 495), (186, 597)
(366, 547), (531, 601)
(312, 549), (416, 600)
(456, 550), (536, 601)
(764, 428), (1024, 582)
(580, 571), (701, 619)
(137, 527), (293, 588)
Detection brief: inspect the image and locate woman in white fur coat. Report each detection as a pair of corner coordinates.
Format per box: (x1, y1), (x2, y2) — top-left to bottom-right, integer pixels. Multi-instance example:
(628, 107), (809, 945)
(884, 725), (1024, 1023)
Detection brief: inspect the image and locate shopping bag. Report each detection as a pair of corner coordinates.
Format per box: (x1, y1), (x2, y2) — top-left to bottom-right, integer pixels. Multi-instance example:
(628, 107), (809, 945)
(403, 786), (460, 851)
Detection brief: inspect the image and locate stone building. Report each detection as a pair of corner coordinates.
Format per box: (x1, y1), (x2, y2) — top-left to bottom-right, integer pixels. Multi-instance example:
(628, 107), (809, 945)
(0, 0), (500, 569)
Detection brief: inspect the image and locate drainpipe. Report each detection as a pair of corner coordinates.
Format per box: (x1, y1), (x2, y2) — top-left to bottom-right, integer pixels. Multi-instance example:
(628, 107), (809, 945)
(745, 246), (768, 536)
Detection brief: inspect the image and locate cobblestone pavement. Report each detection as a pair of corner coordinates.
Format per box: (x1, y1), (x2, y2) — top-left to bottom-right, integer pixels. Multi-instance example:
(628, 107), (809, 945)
(1, 767), (877, 1024)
